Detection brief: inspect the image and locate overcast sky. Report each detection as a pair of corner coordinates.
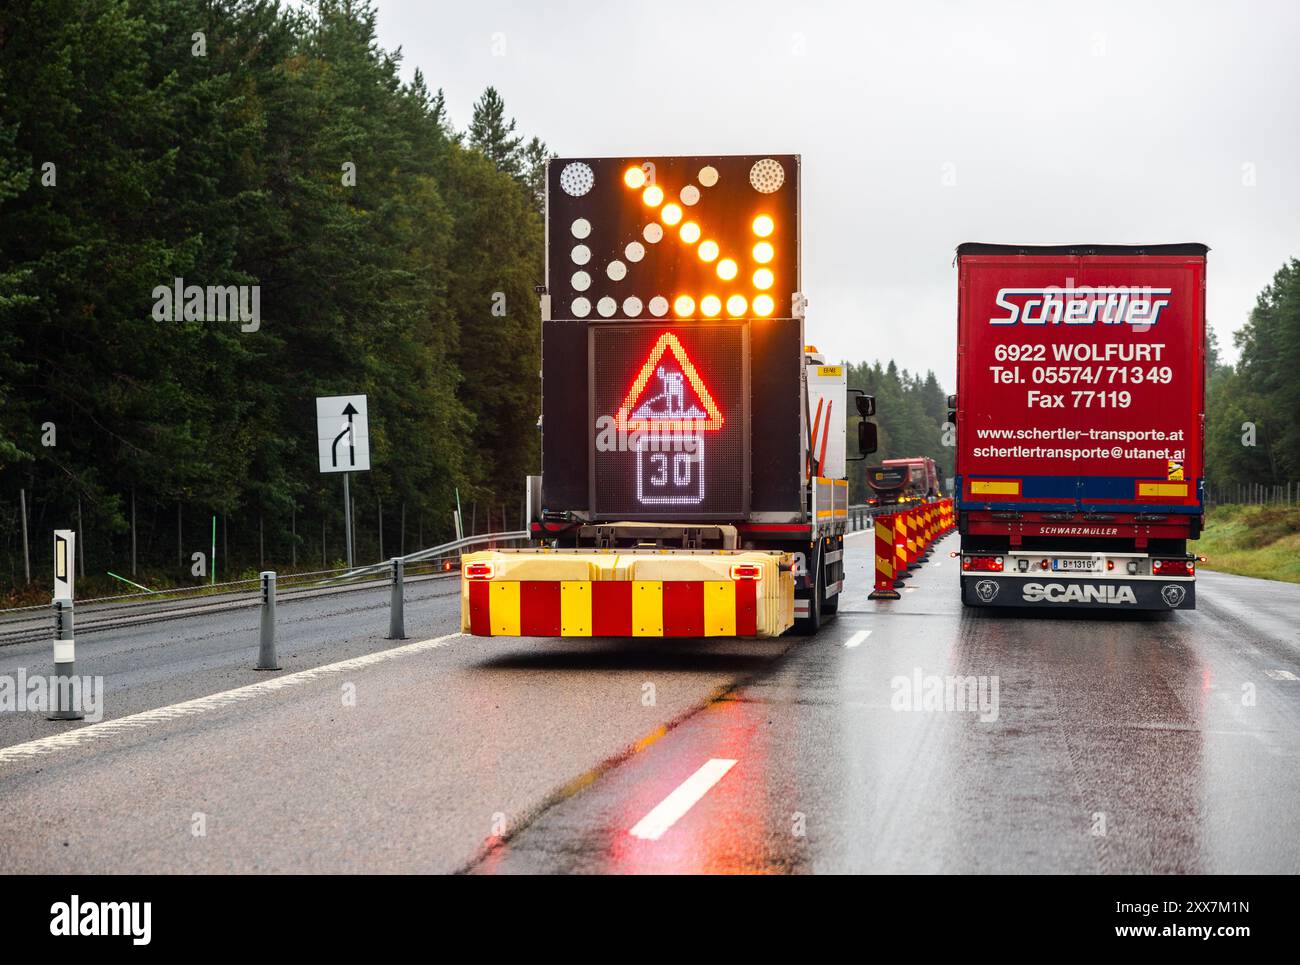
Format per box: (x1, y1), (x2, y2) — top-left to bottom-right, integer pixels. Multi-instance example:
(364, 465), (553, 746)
(374, 0), (1299, 389)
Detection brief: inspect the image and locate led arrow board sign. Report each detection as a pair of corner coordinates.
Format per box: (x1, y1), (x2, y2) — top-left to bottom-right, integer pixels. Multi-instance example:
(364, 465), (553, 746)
(547, 155), (800, 322)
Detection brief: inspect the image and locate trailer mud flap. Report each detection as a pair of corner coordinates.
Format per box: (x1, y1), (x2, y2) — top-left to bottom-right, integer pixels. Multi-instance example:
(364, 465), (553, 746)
(961, 575), (1195, 610)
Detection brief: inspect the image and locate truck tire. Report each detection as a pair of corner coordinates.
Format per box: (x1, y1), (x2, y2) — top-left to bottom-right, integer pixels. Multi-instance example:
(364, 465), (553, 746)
(821, 560), (839, 616)
(793, 548), (823, 636)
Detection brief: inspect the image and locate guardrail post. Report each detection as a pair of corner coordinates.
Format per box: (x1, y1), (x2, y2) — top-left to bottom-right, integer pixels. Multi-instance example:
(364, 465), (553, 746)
(47, 599), (84, 720)
(388, 557), (406, 640)
(256, 570), (280, 670)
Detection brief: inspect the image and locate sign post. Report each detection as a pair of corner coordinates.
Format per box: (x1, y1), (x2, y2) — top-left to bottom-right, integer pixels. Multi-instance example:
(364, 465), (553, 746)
(317, 395), (370, 570)
(48, 530), (83, 721)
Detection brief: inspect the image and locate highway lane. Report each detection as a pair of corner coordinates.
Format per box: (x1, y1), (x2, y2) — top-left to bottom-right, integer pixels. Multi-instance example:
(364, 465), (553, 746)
(2, 534), (1298, 873)
(0, 569), (792, 872)
(484, 544), (1300, 873)
(0, 575), (467, 750)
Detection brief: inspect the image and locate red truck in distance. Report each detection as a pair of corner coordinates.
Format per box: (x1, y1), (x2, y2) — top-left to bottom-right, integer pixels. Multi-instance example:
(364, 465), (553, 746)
(865, 456), (942, 506)
(952, 243), (1207, 610)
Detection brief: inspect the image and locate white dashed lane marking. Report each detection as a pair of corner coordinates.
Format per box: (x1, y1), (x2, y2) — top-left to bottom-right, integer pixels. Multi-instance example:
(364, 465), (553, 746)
(629, 758), (737, 841)
(844, 630), (873, 649)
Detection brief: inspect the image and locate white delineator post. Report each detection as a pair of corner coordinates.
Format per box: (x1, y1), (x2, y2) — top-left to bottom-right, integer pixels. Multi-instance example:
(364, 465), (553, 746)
(256, 571), (280, 671)
(48, 530), (83, 721)
(388, 558), (406, 640)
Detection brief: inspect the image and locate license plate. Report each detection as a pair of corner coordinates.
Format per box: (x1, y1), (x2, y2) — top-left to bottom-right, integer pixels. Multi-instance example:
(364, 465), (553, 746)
(1052, 558), (1097, 572)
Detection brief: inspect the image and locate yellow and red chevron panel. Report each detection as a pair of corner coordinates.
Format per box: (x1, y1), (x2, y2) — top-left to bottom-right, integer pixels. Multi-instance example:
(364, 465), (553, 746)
(466, 578), (758, 638)
(459, 549), (794, 638)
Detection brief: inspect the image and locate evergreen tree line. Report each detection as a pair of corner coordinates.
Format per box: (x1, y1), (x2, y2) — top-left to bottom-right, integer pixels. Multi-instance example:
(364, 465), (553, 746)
(1204, 258), (1300, 497)
(1, 1), (1294, 596)
(0, 0), (549, 594)
(842, 361), (953, 505)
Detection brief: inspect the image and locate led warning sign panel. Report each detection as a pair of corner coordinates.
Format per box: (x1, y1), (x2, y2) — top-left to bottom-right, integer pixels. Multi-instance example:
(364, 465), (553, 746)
(548, 155), (799, 322)
(592, 324), (747, 517)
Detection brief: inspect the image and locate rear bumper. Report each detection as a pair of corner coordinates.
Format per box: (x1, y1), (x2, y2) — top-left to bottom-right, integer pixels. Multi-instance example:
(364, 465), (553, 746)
(961, 573), (1195, 610)
(460, 549), (795, 638)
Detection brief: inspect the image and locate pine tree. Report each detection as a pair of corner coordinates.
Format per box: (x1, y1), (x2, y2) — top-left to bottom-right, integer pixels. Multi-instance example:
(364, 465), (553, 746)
(467, 86), (522, 177)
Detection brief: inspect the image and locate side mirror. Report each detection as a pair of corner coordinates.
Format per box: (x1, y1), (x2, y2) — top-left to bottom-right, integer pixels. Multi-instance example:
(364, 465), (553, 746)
(946, 393), (957, 409)
(858, 420), (878, 456)
(947, 410), (957, 426)
(854, 393), (875, 418)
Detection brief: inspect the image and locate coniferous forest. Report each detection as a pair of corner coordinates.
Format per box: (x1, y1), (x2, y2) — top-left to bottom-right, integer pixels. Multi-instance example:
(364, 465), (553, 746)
(2, 2), (1296, 596)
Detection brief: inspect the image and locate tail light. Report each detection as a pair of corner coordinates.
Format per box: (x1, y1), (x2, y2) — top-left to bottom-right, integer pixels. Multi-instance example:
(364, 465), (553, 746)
(463, 561), (495, 580)
(730, 563), (762, 580)
(962, 555), (1003, 573)
(1152, 559), (1193, 576)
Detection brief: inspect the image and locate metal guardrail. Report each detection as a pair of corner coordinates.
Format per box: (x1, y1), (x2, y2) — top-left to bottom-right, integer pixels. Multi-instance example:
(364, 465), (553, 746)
(0, 513), (916, 648)
(847, 504), (877, 531)
(0, 530), (530, 647)
(319, 530), (529, 584)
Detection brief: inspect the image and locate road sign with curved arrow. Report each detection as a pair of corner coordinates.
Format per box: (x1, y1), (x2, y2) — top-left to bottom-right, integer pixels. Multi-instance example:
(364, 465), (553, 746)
(317, 395), (370, 473)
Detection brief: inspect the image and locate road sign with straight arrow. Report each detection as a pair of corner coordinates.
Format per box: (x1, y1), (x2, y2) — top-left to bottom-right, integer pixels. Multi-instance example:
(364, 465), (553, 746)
(317, 395), (370, 473)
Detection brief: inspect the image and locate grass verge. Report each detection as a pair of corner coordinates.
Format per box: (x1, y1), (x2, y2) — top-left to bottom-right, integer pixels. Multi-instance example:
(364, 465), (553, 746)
(1197, 504), (1300, 584)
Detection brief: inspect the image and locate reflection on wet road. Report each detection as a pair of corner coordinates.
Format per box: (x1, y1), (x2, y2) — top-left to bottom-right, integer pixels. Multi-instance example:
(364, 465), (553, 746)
(478, 534), (1300, 873)
(2, 534), (1297, 873)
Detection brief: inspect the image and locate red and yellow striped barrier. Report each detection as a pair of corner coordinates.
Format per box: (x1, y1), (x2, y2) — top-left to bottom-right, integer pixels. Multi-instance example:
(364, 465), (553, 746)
(871, 499), (955, 602)
(894, 512), (909, 580)
(459, 548), (795, 638)
(868, 514), (901, 600)
(466, 578), (759, 637)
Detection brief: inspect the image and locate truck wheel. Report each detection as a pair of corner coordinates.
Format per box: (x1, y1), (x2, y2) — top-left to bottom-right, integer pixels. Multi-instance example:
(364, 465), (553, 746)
(793, 550), (823, 635)
(821, 564), (839, 616)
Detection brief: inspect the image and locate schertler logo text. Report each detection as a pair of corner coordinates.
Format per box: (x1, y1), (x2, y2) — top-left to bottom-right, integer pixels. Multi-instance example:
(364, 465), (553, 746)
(990, 286), (1171, 326)
(49, 895), (151, 946)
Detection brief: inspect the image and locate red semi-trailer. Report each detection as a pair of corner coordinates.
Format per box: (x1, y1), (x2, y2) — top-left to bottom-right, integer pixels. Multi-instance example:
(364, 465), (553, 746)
(953, 243), (1207, 611)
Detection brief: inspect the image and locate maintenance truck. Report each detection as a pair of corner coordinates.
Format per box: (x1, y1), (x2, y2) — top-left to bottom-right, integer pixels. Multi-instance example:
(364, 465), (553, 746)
(461, 154), (877, 638)
(866, 456), (942, 507)
(952, 243), (1207, 610)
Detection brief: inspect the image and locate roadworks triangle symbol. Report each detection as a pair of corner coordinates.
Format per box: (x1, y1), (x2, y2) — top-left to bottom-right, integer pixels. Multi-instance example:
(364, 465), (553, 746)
(615, 332), (724, 432)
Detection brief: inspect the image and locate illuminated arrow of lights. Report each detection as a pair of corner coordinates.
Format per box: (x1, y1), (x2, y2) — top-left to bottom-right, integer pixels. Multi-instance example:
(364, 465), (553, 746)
(613, 168), (777, 316)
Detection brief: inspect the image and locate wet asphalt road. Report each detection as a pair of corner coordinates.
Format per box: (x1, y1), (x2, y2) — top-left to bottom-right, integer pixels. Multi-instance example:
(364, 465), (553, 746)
(1, 534), (1298, 873)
